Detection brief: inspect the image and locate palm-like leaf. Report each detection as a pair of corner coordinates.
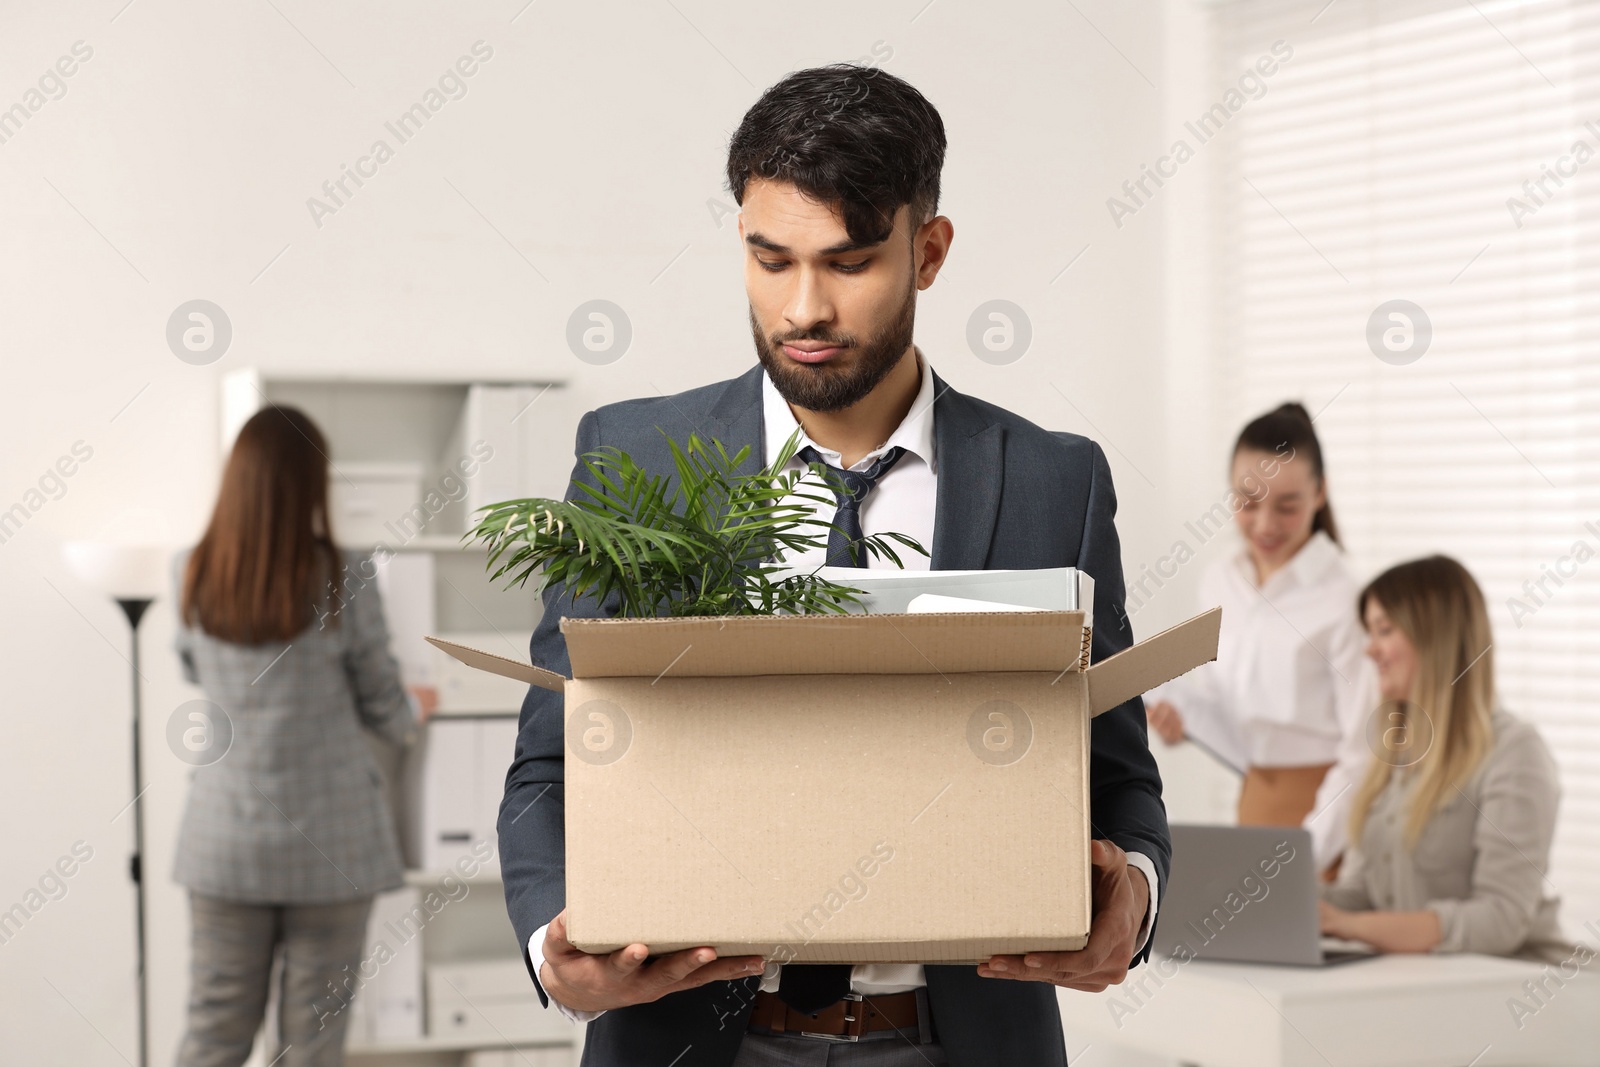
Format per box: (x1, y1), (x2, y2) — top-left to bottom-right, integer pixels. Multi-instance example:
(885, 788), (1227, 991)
(467, 428), (929, 616)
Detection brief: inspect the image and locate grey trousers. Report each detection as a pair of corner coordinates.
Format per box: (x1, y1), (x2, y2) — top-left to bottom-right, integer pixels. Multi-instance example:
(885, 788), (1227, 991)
(731, 1028), (950, 1066)
(175, 891), (373, 1067)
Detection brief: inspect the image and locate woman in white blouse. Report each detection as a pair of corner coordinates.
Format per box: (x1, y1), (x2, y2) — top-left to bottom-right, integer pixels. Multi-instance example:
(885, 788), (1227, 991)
(1145, 402), (1376, 873)
(1319, 556), (1572, 963)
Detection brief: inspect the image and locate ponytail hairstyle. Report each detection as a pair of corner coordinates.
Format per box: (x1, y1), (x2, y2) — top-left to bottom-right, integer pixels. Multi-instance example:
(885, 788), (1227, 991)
(1233, 401), (1341, 547)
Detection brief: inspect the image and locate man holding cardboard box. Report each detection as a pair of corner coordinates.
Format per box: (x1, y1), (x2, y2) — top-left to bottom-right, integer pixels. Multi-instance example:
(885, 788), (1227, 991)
(498, 64), (1171, 1065)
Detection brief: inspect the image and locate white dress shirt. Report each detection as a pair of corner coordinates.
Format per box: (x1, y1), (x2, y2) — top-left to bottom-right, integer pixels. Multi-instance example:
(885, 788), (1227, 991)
(530, 349), (1158, 1020)
(1146, 529), (1378, 869)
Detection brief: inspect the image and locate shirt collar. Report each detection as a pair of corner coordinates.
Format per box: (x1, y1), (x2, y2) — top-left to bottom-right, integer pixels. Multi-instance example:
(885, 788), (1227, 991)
(761, 346), (938, 474)
(1231, 528), (1342, 590)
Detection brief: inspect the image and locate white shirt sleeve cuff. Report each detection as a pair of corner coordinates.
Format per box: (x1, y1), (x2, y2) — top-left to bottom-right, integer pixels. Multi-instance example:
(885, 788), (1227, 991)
(532, 856), (1159, 1003)
(1124, 851), (1159, 961)
(529, 924), (606, 1023)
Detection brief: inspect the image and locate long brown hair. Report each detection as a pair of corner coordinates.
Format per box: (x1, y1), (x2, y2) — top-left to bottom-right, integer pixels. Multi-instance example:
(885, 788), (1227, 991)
(182, 405), (340, 643)
(1348, 555), (1496, 848)
(1233, 401), (1341, 546)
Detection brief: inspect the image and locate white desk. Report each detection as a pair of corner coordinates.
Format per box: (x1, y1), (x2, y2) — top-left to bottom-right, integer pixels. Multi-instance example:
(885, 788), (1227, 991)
(1057, 952), (1598, 1067)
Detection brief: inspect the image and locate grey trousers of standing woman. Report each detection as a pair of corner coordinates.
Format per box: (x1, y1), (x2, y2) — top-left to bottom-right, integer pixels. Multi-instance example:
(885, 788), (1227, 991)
(176, 892), (373, 1067)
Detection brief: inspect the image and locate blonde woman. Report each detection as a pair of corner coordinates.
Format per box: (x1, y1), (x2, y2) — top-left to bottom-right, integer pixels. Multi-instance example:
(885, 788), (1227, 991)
(1319, 556), (1574, 962)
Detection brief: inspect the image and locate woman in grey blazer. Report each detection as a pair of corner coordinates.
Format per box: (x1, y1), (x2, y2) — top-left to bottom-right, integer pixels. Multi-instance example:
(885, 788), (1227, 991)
(1319, 555), (1576, 965)
(171, 405), (432, 1067)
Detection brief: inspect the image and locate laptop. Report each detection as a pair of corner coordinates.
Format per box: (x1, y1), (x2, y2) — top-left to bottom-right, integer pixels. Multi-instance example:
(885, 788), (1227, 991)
(1152, 824), (1378, 966)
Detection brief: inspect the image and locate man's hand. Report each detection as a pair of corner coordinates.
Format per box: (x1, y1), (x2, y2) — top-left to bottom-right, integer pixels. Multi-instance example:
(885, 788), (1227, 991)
(977, 839), (1150, 992)
(538, 910), (765, 1013)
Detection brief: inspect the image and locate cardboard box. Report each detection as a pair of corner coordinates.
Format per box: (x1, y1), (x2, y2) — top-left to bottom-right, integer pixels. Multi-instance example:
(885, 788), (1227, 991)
(432, 630), (536, 712)
(428, 605), (1219, 963)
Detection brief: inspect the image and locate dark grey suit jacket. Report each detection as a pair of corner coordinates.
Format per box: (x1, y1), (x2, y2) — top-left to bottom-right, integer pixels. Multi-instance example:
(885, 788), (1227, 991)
(498, 365), (1170, 1066)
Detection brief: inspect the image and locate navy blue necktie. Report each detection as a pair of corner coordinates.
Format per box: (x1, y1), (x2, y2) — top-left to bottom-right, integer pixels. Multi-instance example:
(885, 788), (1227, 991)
(776, 444), (907, 1015)
(798, 444), (908, 568)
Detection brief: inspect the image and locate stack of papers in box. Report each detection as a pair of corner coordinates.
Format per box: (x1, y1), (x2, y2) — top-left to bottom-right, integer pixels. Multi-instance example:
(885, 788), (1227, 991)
(776, 565), (1094, 616)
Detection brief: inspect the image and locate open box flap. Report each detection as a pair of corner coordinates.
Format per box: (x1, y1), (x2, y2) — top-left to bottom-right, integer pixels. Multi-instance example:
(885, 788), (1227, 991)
(1085, 607), (1222, 718)
(429, 607), (1216, 702)
(559, 610), (1088, 680)
(424, 636), (566, 693)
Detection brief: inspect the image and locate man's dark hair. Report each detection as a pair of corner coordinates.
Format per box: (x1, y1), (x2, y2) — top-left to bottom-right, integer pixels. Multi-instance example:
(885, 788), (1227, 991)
(725, 63), (947, 247)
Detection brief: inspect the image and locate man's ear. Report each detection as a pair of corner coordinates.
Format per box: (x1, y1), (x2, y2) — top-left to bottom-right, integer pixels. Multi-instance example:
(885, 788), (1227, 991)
(914, 215), (954, 289)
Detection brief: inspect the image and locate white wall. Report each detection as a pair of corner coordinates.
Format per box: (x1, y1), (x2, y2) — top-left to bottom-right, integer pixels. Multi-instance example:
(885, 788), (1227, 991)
(0, 1), (1201, 1061)
(1145, 0), (1245, 826)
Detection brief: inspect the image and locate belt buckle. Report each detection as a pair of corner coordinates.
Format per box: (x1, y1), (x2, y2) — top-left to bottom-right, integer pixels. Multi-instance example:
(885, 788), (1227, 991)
(799, 992), (863, 1042)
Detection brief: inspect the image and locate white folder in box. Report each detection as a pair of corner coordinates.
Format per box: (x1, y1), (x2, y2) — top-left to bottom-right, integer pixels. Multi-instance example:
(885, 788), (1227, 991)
(777, 566), (1094, 616)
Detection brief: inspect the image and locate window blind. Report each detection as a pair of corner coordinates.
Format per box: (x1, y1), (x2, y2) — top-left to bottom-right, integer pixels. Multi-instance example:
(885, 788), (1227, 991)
(1213, 0), (1600, 933)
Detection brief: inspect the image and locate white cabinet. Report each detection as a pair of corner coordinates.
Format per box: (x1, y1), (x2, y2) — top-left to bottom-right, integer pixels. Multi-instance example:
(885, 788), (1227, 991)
(375, 551), (438, 686)
(331, 462), (427, 546)
(428, 958), (574, 1044)
(218, 370), (573, 554)
(345, 867), (580, 1066)
(343, 887), (426, 1044)
(463, 382), (576, 512)
(220, 370), (576, 1066)
(432, 631), (531, 715)
(414, 716), (518, 876)
(417, 720), (483, 873)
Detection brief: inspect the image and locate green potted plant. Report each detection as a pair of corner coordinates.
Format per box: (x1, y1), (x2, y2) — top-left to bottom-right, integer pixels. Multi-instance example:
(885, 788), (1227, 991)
(467, 429), (927, 617)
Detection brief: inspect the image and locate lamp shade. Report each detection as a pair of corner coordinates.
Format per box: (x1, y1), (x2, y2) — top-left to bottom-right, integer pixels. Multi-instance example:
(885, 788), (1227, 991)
(62, 541), (170, 600)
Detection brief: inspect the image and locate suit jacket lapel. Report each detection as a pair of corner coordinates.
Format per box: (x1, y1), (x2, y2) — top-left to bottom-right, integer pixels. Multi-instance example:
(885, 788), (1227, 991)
(701, 364), (1002, 568)
(930, 371), (1004, 570)
(701, 365), (766, 475)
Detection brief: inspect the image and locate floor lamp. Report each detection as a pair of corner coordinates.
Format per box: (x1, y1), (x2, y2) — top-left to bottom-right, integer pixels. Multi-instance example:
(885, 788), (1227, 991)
(63, 541), (169, 1067)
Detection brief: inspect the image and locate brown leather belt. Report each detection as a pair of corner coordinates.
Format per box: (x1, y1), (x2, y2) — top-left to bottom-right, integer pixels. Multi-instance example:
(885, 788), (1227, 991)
(749, 989), (927, 1042)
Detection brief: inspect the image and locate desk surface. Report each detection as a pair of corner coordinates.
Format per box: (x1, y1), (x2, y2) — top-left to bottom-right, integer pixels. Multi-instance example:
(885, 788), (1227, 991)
(1058, 951), (1598, 1067)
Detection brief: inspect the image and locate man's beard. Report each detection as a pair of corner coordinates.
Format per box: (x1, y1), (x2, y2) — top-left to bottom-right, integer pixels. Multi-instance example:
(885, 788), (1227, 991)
(751, 278), (916, 413)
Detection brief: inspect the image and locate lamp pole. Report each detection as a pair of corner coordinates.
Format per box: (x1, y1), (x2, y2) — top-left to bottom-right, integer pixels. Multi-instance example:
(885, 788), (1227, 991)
(61, 541), (165, 1067)
(116, 596), (152, 1067)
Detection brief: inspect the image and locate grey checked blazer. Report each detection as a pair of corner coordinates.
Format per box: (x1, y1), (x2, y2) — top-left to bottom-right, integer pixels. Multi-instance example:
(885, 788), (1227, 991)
(171, 547), (417, 903)
(499, 365), (1172, 1067)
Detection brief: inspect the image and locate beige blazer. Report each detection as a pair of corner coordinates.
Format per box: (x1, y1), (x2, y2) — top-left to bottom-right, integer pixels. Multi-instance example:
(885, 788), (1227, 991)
(1322, 708), (1575, 964)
